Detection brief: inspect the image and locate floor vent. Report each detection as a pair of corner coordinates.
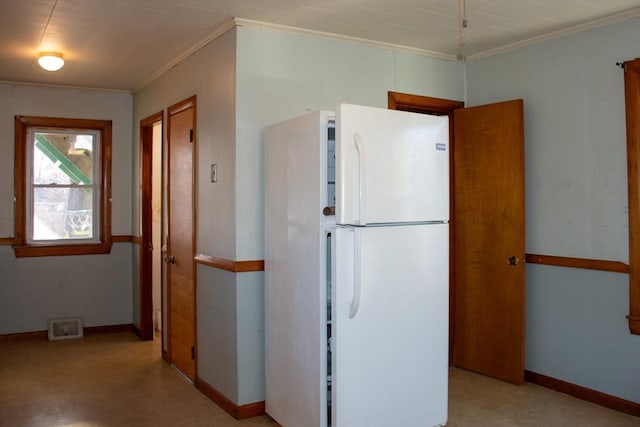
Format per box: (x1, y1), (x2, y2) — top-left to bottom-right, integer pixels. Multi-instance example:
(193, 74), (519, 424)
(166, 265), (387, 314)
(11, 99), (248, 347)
(48, 317), (84, 340)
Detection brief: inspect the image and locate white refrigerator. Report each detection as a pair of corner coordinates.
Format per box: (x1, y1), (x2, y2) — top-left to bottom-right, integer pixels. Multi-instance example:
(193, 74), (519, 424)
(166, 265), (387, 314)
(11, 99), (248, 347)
(265, 104), (449, 427)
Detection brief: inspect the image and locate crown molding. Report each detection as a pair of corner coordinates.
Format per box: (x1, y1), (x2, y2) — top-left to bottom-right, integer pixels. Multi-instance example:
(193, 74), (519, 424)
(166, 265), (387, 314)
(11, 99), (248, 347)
(467, 7), (640, 62)
(132, 7), (640, 92)
(234, 18), (459, 62)
(0, 80), (131, 94)
(132, 16), (460, 94)
(132, 18), (238, 93)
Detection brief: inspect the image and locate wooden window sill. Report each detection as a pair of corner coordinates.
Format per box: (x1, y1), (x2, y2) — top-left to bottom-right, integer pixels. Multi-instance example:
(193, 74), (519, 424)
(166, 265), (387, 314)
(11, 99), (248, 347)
(13, 242), (112, 257)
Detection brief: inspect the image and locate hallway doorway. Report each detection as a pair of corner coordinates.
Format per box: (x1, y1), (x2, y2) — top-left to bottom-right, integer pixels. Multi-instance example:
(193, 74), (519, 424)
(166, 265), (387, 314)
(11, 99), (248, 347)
(140, 112), (163, 342)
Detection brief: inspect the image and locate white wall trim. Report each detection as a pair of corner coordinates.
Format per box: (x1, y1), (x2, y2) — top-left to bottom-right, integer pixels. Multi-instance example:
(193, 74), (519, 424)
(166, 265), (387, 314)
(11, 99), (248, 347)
(466, 7), (640, 62)
(132, 18), (238, 94)
(234, 18), (459, 62)
(0, 80), (131, 94)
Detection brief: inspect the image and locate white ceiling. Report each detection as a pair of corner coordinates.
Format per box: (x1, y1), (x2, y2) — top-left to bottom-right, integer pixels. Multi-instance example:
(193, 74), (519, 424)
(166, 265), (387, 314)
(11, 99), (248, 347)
(1, 0), (639, 92)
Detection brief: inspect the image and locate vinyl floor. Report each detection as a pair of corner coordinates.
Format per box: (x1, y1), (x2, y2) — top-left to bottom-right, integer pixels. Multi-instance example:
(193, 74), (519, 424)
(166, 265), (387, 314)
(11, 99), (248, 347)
(0, 331), (637, 426)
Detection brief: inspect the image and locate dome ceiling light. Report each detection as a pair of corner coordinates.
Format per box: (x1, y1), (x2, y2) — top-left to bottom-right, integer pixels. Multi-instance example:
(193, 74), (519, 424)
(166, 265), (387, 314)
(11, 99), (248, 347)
(38, 52), (65, 72)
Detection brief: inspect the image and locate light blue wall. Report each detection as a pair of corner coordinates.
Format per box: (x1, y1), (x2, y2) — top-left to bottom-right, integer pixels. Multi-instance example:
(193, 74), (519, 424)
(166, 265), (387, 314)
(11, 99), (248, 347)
(0, 245), (133, 333)
(466, 17), (640, 402)
(234, 26), (465, 405)
(133, 30), (238, 260)
(133, 29), (239, 400)
(236, 272), (265, 404)
(527, 266), (636, 401)
(196, 265), (239, 401)
(394, 51), (464, 101)
(0, 84), (133, 334)
(235, 26), (464, 261)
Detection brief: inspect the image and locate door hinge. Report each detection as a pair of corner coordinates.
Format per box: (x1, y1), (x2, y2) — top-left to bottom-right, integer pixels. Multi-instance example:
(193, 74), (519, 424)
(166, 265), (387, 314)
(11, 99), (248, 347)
(191, 346), (196, 360)
(189, 129), (194, 143)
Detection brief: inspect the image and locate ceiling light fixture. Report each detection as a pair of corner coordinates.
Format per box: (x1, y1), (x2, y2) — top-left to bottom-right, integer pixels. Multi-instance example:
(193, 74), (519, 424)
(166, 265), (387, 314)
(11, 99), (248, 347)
(458, 0), (468, 46)
(38, 52), (65, 72)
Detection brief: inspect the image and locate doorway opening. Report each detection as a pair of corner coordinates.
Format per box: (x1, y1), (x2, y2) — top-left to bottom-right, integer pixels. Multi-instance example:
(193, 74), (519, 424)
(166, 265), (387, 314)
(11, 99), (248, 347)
(388, 91), (463, 363)
(140, 112), (163, 344)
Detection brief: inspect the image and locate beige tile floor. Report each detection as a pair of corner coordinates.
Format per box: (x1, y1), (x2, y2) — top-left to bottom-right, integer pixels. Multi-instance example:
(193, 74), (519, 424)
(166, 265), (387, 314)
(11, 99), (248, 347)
(0, 331), (637, 427)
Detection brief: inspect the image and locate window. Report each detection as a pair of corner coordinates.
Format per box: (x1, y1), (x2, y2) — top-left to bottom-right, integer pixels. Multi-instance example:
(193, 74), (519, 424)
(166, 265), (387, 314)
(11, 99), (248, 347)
(14, 116), (112, 257)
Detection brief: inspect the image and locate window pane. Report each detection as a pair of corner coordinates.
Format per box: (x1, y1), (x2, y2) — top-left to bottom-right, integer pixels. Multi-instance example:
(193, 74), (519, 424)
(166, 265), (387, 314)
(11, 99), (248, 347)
(33, 187), (94, 240)
(33, 132), (94, 185)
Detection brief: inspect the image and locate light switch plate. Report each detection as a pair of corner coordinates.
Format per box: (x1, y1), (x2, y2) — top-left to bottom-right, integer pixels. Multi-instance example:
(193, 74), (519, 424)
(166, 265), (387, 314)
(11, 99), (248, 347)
(210, 164), (217, 183)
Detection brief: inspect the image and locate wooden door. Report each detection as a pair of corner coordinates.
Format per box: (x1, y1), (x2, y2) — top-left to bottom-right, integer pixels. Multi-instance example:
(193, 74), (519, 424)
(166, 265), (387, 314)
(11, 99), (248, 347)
(453, 99), (526, 385)
(167, 97), (197, 380)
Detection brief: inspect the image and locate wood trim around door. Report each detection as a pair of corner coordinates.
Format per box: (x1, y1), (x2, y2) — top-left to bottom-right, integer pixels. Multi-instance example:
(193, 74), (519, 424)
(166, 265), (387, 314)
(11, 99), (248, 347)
(623, 58), (640, 335)
(388, 91), (464, 363)
(388, 92), (465, 115)
(139, 111), (163, 342)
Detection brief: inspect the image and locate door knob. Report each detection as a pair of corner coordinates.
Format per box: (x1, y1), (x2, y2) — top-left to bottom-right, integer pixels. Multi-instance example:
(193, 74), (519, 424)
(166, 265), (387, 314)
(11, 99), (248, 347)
(508, 256), (520, 266)
(164, 255), (176, 264)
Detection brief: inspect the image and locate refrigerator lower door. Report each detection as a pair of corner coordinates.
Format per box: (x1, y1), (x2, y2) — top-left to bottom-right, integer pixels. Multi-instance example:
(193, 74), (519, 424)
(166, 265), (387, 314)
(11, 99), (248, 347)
(332, 223), (448, 427)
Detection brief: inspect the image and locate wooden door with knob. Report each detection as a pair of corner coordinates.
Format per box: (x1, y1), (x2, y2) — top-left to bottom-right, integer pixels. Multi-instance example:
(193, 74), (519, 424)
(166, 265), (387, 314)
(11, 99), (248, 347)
(452, 99), (526, 385)
(166, 96), (197, 380)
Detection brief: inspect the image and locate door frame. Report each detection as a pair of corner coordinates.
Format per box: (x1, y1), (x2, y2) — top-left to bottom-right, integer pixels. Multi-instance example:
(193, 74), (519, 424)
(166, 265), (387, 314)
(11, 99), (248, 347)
(388, 91), (464, 362)
(139, 111), (163, 342)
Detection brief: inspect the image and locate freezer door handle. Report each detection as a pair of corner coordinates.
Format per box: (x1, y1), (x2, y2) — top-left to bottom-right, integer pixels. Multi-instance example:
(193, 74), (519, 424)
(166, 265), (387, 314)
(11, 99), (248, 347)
(354, 132), (367, 225)
(349, 228), (362, 318)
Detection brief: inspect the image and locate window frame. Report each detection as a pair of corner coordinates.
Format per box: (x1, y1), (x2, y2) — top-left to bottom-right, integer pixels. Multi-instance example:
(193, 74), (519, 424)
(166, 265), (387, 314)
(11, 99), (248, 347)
(14, 116), (112, 257)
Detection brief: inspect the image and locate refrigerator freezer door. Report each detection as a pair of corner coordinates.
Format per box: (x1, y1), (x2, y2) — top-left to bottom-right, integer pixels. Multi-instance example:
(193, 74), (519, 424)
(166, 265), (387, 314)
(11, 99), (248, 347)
(336, 104), (449, 225)
(332, 224), (449, 427)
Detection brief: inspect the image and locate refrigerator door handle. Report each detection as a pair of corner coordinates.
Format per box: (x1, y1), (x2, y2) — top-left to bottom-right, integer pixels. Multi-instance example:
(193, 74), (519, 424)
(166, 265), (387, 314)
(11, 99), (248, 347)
(349, 228), (362, 318)
(354, 132), (367, 225)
